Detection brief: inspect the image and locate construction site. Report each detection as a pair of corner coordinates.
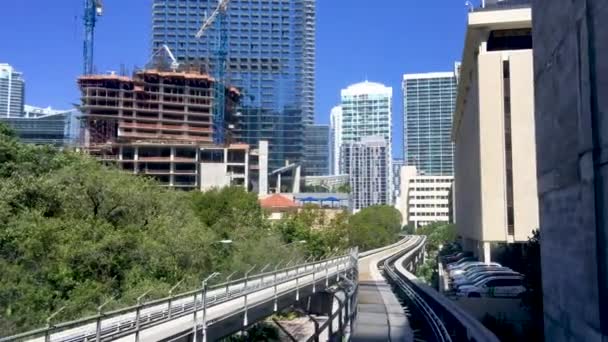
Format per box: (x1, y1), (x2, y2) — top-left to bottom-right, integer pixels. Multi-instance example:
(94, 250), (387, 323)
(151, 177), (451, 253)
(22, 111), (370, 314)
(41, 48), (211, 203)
(77, 68), (268, 191)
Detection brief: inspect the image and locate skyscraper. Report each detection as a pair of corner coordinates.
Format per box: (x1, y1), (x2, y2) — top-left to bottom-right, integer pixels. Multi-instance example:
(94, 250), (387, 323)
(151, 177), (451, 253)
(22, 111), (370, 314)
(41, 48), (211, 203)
(340, 81), (393, 207)
(303, 124), (329, 176)
(340, 81), (392, 148)
(0, 63), (25, 118)
(403, 69), (457, 175)
(151, 0), (315, 171)
(341, 136), (390, 211)
(329, 105), (342, 175)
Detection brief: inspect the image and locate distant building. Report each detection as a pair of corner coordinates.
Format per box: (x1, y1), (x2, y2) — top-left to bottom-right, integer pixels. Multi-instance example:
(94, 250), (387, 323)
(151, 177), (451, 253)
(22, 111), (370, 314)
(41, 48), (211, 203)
(453, 4), (536, 262)
(340, 81), (393, 202)
(0, 63), (25, 118)
(303, 124), (330, 176)
(152, 0), (315, 170)
(392, 158), (406, 204)
(403, 69), (457, 176)
(1, 106), (80, 146)
(341, 136), (390, 211)
(395, 165), (453, 228)
(329, 106), (342, 175)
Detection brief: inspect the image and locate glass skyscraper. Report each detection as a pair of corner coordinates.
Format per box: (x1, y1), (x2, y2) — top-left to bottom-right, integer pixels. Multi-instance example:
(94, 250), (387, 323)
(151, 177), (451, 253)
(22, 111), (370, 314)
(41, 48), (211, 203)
(303, 124), (329, 176)
(151, 0), (315, 171)
(403, 69), (457, 176)
(0, 63), (25, 118)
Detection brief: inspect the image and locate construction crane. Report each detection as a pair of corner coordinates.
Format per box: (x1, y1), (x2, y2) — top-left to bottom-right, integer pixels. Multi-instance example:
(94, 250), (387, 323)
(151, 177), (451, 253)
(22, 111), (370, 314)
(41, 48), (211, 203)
(150, 44), (180, 72)
(83, 0), (103, 75)
(195, 0), (230, 145)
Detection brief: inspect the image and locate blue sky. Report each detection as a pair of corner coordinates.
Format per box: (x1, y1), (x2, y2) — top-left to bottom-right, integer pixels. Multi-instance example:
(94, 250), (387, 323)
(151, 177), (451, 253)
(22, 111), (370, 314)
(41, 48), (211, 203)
(0, 1), (467, 158)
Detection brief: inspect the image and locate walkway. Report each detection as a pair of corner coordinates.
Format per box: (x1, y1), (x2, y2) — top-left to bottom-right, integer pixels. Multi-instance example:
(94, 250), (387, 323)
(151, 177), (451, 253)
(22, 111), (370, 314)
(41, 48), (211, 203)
(352, 241), (414, 342)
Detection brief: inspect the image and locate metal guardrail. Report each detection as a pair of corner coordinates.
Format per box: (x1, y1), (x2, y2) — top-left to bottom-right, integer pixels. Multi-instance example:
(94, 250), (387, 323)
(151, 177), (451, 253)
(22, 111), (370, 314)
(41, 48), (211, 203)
(389, 238), (501, 342)
(1, 252), (355, 342)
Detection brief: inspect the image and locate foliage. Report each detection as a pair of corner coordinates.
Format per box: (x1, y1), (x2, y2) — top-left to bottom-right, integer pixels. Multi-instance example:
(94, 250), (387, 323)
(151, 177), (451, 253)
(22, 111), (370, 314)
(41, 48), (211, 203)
(347, 205), (402, 251)
(224, 322), (280, 341)
(334, 183), (350, 193)
(402, 224), (415, 235)
(416, 222), (456, 254)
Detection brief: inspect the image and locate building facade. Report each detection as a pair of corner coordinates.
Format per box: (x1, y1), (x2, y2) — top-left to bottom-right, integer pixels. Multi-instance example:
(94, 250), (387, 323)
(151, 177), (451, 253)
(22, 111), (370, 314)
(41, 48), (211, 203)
(329, 105), (342, 175)
(403, 70), (457, 176)
(0, 63), (25, 118)
(341, 136), (390, 211)
(303, 124), (329, 176)
(532, 0), (608, 340)
(453, 4), (537, 262)
(392, 158), (405, 204)
(1, 106), (80, 146)
(396, 165), (453, 228)
(151, 0), (315, 171)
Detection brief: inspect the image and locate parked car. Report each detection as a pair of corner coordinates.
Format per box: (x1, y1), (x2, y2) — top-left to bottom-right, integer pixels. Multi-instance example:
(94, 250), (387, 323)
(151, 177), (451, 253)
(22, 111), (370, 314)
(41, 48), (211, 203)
(446, 257), (477, 270)
(449, 262), (502, 277)
(451, 266), (512, 282)
(453, 271), (521, 289)
(443, 251), (473, 264)
(457, 276), (526, 298)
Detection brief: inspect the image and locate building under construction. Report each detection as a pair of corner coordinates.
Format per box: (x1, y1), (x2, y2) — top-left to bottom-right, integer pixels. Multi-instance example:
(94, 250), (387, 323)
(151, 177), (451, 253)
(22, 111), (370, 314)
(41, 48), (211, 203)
(77, 69), (268, 192)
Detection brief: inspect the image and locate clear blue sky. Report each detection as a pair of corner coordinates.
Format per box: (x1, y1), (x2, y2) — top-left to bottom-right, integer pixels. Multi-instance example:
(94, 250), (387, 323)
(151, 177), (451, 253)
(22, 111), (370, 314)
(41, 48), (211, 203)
(0, 1), (468, 158)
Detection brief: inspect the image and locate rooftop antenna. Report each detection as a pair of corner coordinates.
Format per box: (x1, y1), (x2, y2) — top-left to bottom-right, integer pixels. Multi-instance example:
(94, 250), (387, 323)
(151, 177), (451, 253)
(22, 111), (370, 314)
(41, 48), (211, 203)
(465, 1), (474, 11)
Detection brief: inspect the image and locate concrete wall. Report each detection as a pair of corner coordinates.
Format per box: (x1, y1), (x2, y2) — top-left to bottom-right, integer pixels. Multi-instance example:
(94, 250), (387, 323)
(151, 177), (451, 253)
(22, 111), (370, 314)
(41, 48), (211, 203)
(509, 51), (539, 242)
(532, 0), (608, 340)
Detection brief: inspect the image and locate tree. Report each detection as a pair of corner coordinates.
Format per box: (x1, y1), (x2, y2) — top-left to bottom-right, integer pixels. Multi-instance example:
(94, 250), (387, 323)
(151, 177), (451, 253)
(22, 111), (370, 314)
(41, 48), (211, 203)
(348, 205), (402, 251)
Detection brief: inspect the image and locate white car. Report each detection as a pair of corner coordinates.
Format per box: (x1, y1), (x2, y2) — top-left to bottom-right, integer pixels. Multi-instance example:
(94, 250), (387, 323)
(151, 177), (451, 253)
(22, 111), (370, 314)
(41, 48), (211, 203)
(457, 276), (525, 298)
(451, 266), (511, 282)
(449, 262), (501, 276)
(453, 271), (521, 288)
(446, 257), (477, 270)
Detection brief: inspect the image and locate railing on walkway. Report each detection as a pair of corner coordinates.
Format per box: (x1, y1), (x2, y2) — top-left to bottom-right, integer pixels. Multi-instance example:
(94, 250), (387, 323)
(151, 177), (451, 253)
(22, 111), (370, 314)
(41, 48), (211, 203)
(1, 251), (357, 342)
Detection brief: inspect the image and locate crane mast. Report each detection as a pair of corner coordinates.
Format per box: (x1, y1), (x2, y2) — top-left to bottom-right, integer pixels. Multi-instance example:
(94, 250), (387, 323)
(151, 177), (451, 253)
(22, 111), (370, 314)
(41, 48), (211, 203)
(84, 0), (103, 75)
(196, 0), (230, 145)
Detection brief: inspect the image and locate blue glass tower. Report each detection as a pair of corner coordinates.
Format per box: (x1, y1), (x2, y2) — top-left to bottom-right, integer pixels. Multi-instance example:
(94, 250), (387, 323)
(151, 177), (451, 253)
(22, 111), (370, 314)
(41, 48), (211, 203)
(151, 0), (315, 171)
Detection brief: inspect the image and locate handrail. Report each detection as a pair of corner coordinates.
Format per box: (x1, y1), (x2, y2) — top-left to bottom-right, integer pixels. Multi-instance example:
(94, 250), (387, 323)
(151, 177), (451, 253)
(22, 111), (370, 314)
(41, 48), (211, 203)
(0, 253), (353, 342)
(388, 237), (501, 342)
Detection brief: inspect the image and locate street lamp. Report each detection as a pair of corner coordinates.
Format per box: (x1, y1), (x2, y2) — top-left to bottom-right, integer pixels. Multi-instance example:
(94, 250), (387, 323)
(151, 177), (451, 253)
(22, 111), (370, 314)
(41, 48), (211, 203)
(200, 272), (221, 342)
(214, 239), (233, 245)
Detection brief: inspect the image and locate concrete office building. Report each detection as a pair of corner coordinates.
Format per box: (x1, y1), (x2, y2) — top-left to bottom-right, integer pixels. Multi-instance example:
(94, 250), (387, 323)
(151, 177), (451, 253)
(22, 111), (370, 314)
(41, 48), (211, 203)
(152, 0), (315, 170)
(453, 3), (537, 262)
(395, 165), (453, 228)
(329, 105), (342, 175)
(0, 63), (25, 118)
(303, 124), (330, 176)
(403, 69), (457, 175)
(532, 0), (608, 340)
(341, 136), (390, 211)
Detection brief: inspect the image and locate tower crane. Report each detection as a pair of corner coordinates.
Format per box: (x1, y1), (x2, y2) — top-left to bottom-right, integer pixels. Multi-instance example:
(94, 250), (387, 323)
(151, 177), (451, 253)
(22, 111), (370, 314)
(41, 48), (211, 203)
(195, 0), (230, 145)
(83, 0), (103, 75)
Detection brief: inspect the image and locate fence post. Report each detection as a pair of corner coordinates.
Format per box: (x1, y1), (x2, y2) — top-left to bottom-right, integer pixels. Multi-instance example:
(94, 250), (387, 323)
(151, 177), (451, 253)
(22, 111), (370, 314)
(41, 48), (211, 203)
(135, 290), (151, 342)
(96, 298), (113, 342)
(168, 279), (184, 319)
(44, 306), (66, 342)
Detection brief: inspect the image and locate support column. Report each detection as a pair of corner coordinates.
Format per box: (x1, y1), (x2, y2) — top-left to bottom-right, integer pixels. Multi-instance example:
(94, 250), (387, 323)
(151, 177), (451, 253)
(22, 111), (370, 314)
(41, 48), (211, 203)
(277, 173), (282, 194)
(483, 241), (491, 264)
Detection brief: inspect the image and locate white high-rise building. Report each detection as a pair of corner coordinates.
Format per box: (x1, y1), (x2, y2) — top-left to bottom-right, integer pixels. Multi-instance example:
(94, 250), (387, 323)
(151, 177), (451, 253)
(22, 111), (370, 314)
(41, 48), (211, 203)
(329, 106), (342, 175)
(341, 136), (390, 211)
(0, 63), (25, 118)
(339, 81), (393, 207)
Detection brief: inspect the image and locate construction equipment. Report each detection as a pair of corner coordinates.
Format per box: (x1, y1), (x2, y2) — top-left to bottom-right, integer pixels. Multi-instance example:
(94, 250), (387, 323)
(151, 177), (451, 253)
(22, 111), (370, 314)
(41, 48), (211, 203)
(83, 0), (103, 75)
(150, 44), (180, 72)
(195, 0), (230, 145)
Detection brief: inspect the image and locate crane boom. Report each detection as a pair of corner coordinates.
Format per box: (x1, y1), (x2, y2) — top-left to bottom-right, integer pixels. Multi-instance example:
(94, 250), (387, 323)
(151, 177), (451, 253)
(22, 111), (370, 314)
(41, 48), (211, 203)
(150, 44), (180, 72)
(195, 0), (231, 145)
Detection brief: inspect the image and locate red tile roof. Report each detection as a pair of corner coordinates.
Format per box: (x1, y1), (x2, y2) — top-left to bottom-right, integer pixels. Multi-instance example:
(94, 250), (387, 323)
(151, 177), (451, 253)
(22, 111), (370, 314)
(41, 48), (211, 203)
(259, 194), (299, 209)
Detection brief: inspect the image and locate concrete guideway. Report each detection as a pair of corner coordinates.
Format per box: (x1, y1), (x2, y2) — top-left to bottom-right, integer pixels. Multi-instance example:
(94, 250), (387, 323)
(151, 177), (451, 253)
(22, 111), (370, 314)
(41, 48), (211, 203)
(352, 237), (421, 342)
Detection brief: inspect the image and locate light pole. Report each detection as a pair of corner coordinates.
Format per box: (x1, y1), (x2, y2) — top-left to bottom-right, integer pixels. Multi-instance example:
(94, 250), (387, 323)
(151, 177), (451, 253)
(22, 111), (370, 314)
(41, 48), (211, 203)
(224, 270), (238, 296)
(200, 272), (221, 342)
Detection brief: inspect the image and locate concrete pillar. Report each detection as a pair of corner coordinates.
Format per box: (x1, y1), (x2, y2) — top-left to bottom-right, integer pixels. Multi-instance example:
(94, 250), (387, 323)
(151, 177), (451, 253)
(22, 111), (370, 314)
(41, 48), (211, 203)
(293, 165), (301, 193)
(482, 241), (491, 264)
(258, 140), (268, 196)
(277, 173), (282, 194)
